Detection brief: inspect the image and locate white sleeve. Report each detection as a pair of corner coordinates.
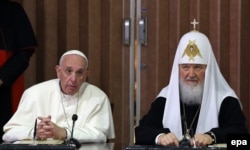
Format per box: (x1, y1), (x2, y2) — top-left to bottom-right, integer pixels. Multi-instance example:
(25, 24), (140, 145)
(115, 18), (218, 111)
(155, 133), (165, 144)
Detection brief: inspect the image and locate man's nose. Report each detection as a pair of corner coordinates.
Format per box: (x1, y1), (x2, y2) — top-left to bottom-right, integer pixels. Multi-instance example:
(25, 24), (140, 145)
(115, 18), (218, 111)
(70, 73), (77, 82)
(188, 68), (196, 77)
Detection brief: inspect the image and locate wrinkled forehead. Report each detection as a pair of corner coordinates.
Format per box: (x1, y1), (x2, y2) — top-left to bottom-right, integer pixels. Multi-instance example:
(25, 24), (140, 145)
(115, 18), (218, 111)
(178, 63), (207, 70)
(177, 31), (210, 65)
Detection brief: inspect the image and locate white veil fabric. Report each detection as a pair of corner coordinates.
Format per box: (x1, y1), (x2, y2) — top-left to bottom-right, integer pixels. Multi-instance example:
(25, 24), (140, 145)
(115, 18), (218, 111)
(157, 30), (238, 140)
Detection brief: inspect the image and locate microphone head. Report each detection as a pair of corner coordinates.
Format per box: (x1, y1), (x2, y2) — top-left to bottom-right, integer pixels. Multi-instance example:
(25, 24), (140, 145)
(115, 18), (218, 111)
(72, 114), (78, 121)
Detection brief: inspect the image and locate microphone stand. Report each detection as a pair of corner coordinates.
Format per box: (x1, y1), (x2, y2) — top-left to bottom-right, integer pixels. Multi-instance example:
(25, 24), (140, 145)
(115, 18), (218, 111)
(180, 115), (190, 147)
(68, 114), (81, 149)
(71, 114), (77, 139)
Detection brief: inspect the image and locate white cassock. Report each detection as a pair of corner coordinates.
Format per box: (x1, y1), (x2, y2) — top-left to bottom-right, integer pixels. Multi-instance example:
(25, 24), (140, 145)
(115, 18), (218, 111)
(3, 79), (115, 143)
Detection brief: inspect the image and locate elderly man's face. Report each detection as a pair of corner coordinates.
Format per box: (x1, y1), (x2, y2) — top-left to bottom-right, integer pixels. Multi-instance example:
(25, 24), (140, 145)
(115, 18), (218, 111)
(56, 54), (88, 95)
(179, 64), (206, 87)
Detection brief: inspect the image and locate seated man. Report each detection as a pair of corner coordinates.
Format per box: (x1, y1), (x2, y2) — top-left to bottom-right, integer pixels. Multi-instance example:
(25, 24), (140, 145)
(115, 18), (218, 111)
(135, 23), (247, 147)
(2, 50), (115, 143)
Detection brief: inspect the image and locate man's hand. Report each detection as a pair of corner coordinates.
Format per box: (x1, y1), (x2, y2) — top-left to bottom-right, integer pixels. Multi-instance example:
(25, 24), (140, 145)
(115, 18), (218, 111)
(37, 115), (67, 140)
(190, 133), (213, 147)
(157, 132), (179, 146)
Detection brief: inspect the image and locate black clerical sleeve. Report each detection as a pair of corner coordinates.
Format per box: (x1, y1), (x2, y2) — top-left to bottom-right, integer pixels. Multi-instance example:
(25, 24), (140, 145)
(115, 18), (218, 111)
(135, 97), (170, 145)
(0, 49), (34, 86)
(0, 1), (37, 86)
(209, 96), (248, 143)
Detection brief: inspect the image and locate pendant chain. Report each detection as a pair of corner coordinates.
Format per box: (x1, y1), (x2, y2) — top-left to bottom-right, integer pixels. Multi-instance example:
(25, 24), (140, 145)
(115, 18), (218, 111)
(60, 92), (79, 129)
(182, 102), (201, 134)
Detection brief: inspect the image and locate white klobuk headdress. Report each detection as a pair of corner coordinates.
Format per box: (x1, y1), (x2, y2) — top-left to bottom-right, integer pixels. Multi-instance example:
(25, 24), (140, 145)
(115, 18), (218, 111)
(158, 29), (239, 140)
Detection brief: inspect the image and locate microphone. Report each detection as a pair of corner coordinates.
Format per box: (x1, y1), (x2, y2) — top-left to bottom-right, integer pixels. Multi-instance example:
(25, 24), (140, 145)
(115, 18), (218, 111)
(181, 115), (188, 135)
(71, 114), (78, 139)
(180, 115), (190, 147)
(69, 114), (81, 148)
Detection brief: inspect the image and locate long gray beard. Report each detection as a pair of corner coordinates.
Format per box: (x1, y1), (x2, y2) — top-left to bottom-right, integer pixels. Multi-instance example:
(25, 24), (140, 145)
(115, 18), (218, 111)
(179, 78), (204, 105)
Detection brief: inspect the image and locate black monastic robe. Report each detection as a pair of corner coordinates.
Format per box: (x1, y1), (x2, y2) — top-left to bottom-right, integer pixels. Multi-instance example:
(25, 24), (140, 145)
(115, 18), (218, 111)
(135, 96), (248, 145)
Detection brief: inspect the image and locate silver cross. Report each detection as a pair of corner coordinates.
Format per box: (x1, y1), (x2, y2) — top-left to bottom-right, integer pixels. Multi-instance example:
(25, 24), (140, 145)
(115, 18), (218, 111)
(191, 19), (199, 30)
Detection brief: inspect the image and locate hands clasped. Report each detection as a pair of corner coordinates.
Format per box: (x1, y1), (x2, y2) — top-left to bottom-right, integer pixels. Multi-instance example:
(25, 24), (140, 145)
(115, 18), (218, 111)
(157, 132), (213, 147)
(36, 115), (66, 140)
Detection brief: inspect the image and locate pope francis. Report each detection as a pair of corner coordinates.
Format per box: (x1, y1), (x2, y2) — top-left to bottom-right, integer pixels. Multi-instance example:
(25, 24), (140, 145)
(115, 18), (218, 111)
(2, 50), (115, 144)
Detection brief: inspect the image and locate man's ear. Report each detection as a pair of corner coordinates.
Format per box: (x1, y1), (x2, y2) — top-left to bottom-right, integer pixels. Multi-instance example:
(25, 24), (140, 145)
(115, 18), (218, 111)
(55, 65), (60, 77)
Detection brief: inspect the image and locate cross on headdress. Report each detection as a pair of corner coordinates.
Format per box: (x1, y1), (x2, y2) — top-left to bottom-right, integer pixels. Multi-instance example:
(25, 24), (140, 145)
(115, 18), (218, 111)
(191, 19), (199, 30)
